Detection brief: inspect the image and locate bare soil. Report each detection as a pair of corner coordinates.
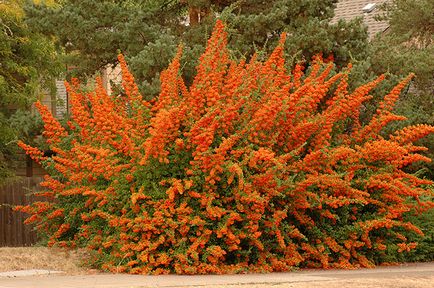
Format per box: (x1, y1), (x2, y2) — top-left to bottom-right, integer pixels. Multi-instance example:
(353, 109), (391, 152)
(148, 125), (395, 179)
(0, 246), (91, 274)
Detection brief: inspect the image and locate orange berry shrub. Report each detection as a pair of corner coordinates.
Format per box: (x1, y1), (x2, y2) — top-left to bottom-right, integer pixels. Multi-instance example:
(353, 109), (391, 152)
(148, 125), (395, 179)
(17, 21), (434, 274)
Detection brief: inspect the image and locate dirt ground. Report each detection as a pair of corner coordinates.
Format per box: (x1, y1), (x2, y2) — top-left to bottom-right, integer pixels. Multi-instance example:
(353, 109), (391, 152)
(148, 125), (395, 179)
(0, 246), (89, 274)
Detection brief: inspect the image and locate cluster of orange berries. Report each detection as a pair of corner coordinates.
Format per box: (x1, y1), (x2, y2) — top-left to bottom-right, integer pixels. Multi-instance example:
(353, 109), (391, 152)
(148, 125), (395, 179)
(16, 20), (434, 274)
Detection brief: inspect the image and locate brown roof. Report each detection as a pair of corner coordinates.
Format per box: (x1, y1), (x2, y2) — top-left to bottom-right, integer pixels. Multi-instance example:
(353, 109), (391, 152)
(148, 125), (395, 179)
(331, 0), (390, 39)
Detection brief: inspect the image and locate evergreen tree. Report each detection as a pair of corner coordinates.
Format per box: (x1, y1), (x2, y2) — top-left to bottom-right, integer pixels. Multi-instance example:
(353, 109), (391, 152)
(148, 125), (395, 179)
(25, 0), (370, 99)
(371, 0), (434, 179)
(221, 0), (368, 66)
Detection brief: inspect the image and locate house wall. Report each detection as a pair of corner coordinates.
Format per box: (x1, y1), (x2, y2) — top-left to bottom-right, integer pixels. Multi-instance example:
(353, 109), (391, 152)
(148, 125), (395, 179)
(101, 64), (122, 95)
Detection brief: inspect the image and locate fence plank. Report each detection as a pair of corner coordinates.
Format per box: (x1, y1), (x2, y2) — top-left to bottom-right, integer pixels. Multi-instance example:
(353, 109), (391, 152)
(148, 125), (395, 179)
(6, 183), (12, 246)
(21, 184), (30, 246)
(0, 177), (44, 247)
(0, 184), (5, 245)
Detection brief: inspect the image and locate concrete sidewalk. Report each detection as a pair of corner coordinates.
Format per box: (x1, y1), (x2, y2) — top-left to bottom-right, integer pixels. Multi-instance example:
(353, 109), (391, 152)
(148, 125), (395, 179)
(0, 262), (433, 288)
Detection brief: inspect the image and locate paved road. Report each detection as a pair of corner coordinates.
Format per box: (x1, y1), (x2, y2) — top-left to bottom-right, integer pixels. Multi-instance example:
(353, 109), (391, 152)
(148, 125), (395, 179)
(0, 262), (433, 288)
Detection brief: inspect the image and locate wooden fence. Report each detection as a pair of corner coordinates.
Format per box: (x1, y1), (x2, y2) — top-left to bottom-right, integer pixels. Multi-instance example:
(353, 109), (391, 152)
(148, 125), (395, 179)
(0, 177), (45, 247)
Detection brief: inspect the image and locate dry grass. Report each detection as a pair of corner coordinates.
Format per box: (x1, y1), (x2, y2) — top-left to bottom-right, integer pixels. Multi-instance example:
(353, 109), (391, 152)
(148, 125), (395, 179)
(0, 246), (94, 274)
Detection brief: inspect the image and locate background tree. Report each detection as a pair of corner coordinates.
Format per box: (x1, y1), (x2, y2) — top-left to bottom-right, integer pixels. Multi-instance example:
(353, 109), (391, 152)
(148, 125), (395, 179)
(25, 0), (369, 99)
(0, 0), (60, 181)
(220, 0), (368, 66)
(370, 0), (434, 180)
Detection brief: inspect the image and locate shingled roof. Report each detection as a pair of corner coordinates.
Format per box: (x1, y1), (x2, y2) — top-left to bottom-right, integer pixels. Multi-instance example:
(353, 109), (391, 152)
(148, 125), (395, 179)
(331, 0), (390, 39)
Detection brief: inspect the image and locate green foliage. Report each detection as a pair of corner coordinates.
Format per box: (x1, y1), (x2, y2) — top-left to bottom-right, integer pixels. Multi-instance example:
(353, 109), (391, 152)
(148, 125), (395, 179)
(221, 0), (368, 66)
(405, 205), (434, 262)
(0, 113), (16, 180)
(370, 0), (434, 180)
(1, 1), (60, 109)
(0, 110), (45, 181)
(378, 0), (434, 46)
(0, 0), (60, 181)
(24, 0), (370, 98)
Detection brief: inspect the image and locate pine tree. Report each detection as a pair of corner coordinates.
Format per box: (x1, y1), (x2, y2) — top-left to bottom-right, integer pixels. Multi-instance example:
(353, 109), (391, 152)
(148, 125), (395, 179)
(370, 0), (434, 179)
(25, 0), (369, 99)
(220, 0), (368, 65)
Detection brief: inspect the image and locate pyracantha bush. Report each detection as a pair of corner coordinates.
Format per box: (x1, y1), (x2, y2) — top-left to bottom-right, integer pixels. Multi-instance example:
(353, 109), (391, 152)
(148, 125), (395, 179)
(17, 21), (434, 274)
